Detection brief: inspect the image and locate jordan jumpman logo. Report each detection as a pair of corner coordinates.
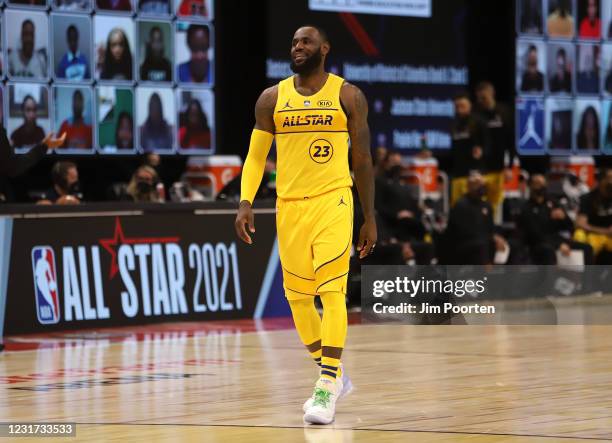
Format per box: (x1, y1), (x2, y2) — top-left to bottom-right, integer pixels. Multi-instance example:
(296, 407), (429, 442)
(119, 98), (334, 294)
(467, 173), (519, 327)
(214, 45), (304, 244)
(519, 103), (543, 146)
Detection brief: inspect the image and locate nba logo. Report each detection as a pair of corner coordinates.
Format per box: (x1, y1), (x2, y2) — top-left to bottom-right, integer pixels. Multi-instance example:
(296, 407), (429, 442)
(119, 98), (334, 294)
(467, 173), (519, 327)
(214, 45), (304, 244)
(31, 246), (60, 324)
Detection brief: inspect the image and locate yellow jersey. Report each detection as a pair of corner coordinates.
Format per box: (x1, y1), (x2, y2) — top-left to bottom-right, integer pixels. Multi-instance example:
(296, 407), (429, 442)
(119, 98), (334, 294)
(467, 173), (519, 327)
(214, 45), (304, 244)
(273, 73), (353, 199)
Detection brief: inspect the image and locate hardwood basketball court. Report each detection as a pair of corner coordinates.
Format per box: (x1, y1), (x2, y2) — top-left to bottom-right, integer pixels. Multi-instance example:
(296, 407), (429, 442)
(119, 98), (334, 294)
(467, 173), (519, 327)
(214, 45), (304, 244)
(1, 317), (611, 442)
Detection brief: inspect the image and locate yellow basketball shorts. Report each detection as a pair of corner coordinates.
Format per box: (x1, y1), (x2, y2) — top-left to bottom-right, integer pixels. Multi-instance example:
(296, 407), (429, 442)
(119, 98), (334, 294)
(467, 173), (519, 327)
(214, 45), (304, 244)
(276, 187), (353, 300)
(451, 177), (468, 207)
(484, 172), (505, 208)
(573, 229), (612, 255)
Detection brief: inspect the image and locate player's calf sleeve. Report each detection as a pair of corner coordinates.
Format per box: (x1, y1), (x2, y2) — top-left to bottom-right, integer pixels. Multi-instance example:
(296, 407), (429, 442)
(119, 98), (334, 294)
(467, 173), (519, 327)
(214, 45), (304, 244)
(320, 291), (348, 381)
(288, 297), (322, 365)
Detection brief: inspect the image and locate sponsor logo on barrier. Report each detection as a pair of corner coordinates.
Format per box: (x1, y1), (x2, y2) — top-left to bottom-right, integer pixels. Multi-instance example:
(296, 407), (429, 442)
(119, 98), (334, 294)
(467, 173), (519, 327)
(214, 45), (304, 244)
(31, 247), (60, 325)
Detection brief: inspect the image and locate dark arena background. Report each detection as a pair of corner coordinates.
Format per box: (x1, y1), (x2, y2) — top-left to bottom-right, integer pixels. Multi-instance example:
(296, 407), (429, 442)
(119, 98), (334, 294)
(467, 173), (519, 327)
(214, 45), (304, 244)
(1, 0), (612, 441)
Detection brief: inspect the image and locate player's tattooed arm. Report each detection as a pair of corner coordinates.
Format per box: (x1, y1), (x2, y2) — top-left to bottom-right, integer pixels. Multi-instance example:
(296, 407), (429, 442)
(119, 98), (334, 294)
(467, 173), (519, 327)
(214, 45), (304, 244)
(342, 82), (377, 258)
(254, 85), (278, 134)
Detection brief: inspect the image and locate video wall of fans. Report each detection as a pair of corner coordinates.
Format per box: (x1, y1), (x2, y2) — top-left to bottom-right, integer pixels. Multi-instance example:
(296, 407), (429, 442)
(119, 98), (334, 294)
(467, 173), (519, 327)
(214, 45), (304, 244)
(3, 0), (215, 155)
(517, 0), (612, 154)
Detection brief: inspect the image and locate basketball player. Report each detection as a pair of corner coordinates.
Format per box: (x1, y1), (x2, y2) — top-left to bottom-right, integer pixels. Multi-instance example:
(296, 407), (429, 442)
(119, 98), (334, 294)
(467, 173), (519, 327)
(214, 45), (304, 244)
(235, 25), (376, 424)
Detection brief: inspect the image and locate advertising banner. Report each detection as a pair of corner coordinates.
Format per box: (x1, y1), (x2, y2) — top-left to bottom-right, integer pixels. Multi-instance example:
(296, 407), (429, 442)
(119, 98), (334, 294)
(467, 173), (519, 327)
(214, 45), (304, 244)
(3, 211), (288, 334)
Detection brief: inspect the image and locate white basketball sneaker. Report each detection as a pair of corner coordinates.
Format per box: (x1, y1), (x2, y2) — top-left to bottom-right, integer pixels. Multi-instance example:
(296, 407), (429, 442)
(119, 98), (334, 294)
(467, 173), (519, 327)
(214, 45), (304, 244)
(303, 378), (339, 425)
(303, 364), (353, 413)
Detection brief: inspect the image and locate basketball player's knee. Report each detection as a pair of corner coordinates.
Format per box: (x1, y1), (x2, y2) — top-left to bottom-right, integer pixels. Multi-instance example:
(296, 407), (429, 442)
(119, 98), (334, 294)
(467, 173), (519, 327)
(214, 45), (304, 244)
(320, 292), (347, 318)
(288, 297), (313, 314)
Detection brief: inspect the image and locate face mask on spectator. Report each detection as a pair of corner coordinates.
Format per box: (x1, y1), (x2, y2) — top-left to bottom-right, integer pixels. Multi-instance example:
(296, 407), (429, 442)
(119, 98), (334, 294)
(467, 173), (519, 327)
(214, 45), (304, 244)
(137, 181), (154, 194)
(68, 181), (81, 196)
(386, 165), (402, 179)
(468, 185), (485, 200)
(531, 187), (546, 199)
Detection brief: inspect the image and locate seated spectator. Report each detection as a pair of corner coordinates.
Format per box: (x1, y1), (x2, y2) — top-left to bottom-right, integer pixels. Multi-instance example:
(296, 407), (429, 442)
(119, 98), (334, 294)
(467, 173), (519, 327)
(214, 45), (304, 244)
(443, 172), (508, 264)
(562, 172), (590, 210)
(352, 188), (415, 266)
(121, 165), (162, 202)
(217, 158), (276, 201)
(373, 145), (388, 177)
(142, 152), (162, 179)
(169, 181), (206, 202)
(574, 168), (612, 264)
(519, 174), (593, 264)
(38, 161), (82, 204)
(374, 151), (434, 264)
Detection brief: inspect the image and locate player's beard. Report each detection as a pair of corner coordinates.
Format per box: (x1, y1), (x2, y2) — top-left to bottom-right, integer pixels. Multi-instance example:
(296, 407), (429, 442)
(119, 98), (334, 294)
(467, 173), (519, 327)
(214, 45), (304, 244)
(290, 47), (323, 75)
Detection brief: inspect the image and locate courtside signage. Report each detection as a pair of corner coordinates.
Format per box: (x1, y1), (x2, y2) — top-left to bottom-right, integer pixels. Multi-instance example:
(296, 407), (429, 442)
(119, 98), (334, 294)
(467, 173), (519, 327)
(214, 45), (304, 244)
(6, 213), (277, 333)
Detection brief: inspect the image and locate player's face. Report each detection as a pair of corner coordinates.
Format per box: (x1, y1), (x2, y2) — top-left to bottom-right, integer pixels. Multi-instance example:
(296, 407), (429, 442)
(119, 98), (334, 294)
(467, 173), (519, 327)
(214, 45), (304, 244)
(21, 23), (35, 55)
(110, 31), (126, 62)
(290, 28), (326, 74)
(68, 29), (79, 54)
(454, 98), (471, 118)
(23, 98), (37, 124)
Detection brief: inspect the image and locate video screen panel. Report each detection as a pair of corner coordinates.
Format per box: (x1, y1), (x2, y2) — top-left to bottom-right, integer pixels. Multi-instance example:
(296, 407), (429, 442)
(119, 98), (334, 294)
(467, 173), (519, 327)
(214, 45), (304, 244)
(96, 85), (134, 153)
(52, 14), (93, 82)
(266, 0), (468, 151)
(54, 85), (94, 153)
(177, 88), (214, 153)
(6, 83), (50, 150)
(136, 86), (175, 153)
(4, 0), (215, 155)
(516, 0), (612, 154)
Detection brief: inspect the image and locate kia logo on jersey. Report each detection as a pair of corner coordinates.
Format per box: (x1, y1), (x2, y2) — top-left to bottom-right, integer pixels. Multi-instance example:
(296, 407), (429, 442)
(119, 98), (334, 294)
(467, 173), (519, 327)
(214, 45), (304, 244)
(31, 246), (60, 324)
(318, 100), (332, 107)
